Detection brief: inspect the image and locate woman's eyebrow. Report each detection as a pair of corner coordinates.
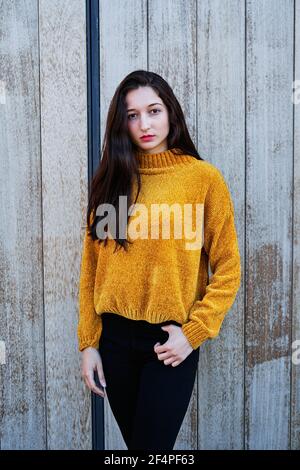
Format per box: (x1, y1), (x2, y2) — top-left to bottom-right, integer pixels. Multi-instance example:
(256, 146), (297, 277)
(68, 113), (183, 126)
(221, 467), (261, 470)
(127, 103), (163, 112)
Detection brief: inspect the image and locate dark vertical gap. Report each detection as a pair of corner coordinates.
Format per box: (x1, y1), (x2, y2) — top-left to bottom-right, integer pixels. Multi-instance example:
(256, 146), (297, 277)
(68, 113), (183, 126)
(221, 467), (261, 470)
(86, 0), (104, 450)
(243, 0), (247, 451)
(87, 0), (101, 183)
(37, 0), (48, 451)
(289, 0), (296, 452)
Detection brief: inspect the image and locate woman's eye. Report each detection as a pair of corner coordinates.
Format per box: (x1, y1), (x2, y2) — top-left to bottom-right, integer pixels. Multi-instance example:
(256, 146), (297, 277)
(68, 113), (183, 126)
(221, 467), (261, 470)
(127, 109), (161, 120)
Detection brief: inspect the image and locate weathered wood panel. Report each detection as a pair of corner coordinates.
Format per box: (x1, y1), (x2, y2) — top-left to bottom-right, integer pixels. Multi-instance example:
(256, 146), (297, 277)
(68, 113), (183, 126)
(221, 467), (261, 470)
(245, 0), (294, 450)
(0, 0), (46, 449)
(99, 0), (148, 450)
(39, 0), (90, 449)
(148, 0), (198, 451)
(196, 0), (245, 449)
(292, 0), (300, 451)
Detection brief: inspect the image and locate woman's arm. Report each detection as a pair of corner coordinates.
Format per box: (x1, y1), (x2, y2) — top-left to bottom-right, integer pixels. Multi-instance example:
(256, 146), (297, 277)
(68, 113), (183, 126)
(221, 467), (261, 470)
(181, 168), (242, 350)
(77, 222), (102, 352)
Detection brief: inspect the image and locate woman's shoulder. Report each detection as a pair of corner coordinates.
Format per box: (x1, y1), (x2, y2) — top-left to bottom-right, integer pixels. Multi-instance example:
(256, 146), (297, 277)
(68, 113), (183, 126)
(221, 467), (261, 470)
(189, 158), (228, 186)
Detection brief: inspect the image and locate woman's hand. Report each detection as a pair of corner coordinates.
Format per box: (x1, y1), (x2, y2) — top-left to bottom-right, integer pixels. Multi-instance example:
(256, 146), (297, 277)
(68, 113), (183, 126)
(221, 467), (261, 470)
(154, 324), (194, 367)
(81, 347), (107, 397)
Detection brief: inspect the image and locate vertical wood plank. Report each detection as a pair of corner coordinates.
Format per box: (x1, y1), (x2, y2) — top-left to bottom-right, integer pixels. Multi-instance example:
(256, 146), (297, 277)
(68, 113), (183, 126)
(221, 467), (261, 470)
(0, 0), (46, 449)
(245, 0), (294, 449)
(39, 0), (90, 449)
(196, 0), (245, 449)
(148, 0), (198, 450)
(99, 0), (147, 450)
(292, 0), (300, 451)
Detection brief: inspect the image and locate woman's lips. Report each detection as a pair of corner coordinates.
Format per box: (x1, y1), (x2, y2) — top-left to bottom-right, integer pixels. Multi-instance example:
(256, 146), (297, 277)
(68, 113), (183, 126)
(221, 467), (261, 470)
(140, 135), (155, 141)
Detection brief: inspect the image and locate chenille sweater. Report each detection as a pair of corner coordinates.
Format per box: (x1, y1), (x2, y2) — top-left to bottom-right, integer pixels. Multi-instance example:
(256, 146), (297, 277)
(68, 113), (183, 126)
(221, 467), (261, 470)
(77, 148), (241, 352)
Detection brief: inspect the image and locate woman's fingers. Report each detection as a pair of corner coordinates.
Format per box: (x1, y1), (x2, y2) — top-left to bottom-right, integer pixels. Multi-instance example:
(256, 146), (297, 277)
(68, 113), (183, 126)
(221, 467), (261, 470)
(81, 348), (107, 397)
(171, 360), (181, 367)
(154, 347), (177, 365)
(154, 344), (173, 360)
(85, 371), (105, 397)
(96, 363), (106, 397)
(163, 356), (178, 365)
(157, 350), (173, 359)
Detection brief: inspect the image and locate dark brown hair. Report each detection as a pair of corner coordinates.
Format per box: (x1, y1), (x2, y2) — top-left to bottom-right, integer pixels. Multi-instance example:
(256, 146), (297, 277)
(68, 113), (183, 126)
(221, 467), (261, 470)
(87, 69), (204, 251)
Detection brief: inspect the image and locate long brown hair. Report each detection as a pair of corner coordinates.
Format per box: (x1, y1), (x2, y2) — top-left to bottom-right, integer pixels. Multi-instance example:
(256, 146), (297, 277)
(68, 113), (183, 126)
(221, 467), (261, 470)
(87, 69), (204, 251)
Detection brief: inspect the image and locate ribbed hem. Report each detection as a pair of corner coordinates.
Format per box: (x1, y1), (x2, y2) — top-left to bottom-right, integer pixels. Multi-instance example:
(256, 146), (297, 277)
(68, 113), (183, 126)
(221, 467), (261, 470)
(181, 320), (211, 350)
(95, 305), (183, 326)
(134, 147), (197, 172)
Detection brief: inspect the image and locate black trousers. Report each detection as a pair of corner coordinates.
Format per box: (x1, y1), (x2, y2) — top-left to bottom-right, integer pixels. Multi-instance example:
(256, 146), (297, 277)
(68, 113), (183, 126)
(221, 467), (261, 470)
(98, 312), (200, 451)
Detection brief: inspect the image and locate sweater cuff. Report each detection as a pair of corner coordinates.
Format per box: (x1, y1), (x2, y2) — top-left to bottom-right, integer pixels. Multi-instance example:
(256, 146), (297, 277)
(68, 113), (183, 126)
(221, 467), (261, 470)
(78, 334), (101, 352)
(181, 320), (211, 350)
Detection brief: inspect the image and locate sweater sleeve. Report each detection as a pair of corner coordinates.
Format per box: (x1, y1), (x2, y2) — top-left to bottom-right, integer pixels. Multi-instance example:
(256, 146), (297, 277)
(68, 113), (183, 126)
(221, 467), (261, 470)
(181, 168), (242, 350)
(77, 222), (102, 352)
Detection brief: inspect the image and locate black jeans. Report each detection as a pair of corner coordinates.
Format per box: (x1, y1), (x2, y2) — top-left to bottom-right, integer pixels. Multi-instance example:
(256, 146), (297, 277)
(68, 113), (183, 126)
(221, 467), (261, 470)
(98, 312), (200, 451)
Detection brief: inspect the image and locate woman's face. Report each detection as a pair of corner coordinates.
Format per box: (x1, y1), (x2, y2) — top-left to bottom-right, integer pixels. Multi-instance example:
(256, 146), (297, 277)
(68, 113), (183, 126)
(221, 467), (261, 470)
(126, 86), (170, 154)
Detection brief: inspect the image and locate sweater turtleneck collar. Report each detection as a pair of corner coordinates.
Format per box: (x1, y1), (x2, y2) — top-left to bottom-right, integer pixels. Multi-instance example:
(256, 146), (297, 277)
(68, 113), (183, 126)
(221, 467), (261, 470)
(134, 147), (197, 173)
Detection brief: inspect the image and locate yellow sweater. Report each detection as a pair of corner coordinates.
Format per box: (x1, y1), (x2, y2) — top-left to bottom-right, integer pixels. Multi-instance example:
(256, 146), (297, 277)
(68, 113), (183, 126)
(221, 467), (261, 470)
(77, 148), (241, 352)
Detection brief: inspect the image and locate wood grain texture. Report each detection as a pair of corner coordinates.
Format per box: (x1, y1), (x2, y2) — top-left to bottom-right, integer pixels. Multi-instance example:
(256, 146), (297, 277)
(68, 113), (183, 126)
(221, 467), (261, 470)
(196, 0), (245, 449)
(292, 0), (300, 451)
(245, 0), (294, 450)
(0, 0), (46, 450)
(39, 0), (90, 449)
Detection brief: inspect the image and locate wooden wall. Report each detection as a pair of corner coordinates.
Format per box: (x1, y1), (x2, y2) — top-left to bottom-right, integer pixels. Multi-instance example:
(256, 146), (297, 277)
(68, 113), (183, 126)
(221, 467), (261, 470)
(0, 0), (89, 449)
(0, 0), (299, 450)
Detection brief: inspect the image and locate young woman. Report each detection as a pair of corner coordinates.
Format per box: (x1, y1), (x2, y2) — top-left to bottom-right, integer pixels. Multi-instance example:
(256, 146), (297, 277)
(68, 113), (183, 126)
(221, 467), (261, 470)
(78, 70), (241, 451)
